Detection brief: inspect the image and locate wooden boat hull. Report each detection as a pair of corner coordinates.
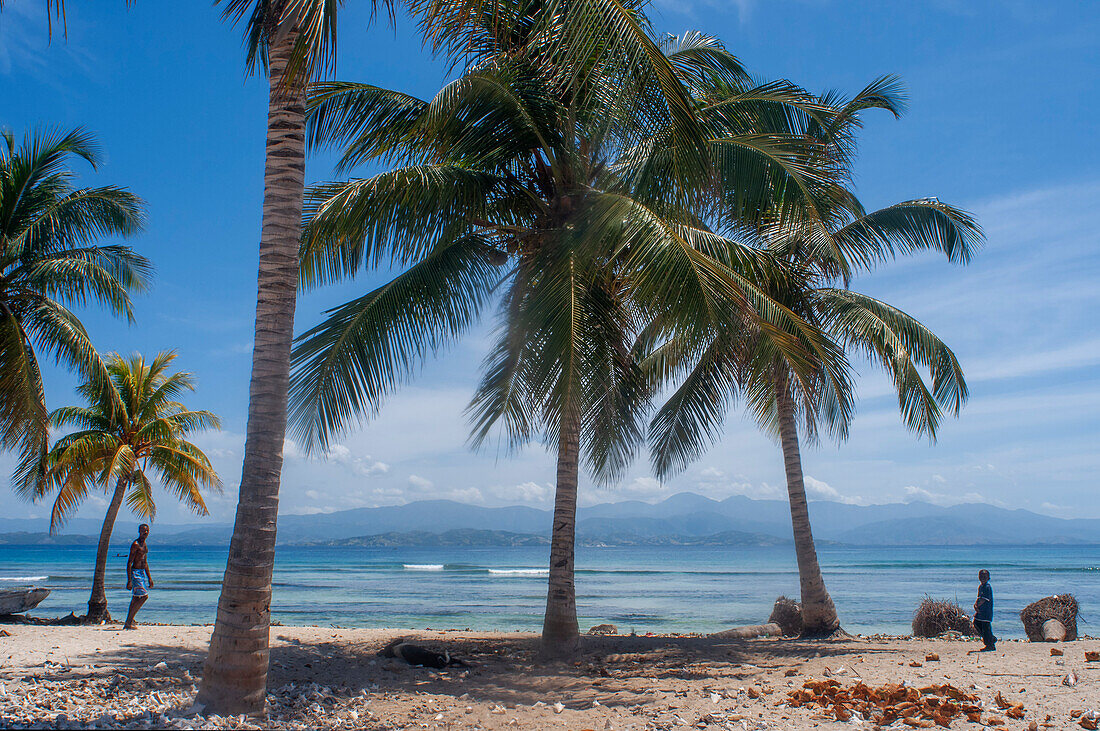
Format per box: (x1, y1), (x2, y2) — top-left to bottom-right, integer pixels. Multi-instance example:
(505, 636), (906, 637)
(0, 587), (50, 614)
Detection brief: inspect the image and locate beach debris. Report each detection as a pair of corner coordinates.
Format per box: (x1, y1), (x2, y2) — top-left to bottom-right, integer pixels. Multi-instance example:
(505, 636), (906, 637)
(768, 596), (803, 637)
(0, 587), (50, 615)
(153, 661), (168, 671)
(924, 653), (939, 662)
(784, 669), (799, 677)
(710, 623), (782, 639)
(912, 597), (976, 638)
(552, 701), (565, 713)
(909, 661), (922, 667)
(377, 638), (470, 668)
(1078, 710), (1100, 730)
(785, 678), (1007, 728)
(1063, 672), (1080, 687)
(587, 623), (618, 635)
(1021, 595), (1079, 641)
(1052, 648), (1064, 656)
(1086, 651), (1100, 662)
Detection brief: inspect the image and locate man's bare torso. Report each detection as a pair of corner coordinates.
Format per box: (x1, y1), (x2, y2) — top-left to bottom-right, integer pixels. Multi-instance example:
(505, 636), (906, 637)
(130, 540), (148, 571)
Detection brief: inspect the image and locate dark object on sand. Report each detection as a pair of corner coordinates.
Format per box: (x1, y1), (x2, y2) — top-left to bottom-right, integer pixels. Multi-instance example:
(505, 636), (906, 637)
(587, 624), (618, 636)
(710, 623), (782, 639)
(0, 587), (50, 615)
(378, 638), (470, 669)
(769, 596), (803, 636)
(1020, 595), (1078, 642)
(911, 596), (975, 638)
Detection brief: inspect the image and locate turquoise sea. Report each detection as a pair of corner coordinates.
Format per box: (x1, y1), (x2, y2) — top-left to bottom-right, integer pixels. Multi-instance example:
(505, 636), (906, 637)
(1, 544), (1097, 637)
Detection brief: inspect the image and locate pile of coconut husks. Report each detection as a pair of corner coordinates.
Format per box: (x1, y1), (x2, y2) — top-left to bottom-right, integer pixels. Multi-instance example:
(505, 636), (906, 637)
(784, 678), (1065, 728)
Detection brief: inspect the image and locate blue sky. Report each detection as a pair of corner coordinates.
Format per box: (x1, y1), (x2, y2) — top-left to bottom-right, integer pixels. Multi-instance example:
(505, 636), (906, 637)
(2, 0), (1098, 525)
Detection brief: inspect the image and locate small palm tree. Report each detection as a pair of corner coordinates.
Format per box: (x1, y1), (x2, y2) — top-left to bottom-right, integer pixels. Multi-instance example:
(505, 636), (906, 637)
(290, 7), (840, 657)
(25, 352), (221, 623)
(646, 80), (984, 636)
(1, 128), (150, 484)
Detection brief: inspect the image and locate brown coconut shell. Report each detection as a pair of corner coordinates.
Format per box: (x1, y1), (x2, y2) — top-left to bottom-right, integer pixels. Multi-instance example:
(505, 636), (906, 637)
(1020, 595), (1078, 642)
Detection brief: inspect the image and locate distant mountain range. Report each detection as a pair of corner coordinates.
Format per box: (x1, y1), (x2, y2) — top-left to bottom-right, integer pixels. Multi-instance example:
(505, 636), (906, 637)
(1, 492), (1097, 547)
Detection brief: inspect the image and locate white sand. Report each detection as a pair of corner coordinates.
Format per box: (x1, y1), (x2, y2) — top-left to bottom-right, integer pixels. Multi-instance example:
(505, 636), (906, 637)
(0, 624), (1097, 729)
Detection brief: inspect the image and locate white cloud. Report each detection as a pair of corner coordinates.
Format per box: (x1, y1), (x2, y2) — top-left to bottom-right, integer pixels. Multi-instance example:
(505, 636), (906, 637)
(804, 476), (866, 505)
(507, 481), (552, 503)
(407, 474), (434, 490)
(902, 485), (989, 507)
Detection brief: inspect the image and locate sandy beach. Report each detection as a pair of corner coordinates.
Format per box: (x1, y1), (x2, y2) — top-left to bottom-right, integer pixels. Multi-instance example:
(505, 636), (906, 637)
(0, 624), (1097, 729)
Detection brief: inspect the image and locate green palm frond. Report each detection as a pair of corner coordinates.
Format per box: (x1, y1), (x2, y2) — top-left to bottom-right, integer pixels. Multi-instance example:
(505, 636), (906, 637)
(827, 199), (984, 272)
(814, 288), (967, 439)
(1, 128), (147, 476)
(301, 166), (513, 286)
(291, 234), (502, 451)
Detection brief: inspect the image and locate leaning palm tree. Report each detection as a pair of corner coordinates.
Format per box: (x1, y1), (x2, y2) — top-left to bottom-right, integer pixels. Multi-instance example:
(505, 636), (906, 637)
(197, 0), (407, 713)
(22, 352), (221, 622)
(290, 5), (843, 657)
(1, 128), (149, 486)
(646, 82), (984, 636)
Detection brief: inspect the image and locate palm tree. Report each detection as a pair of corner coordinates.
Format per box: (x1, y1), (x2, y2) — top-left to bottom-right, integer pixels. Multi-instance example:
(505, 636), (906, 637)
(196, 0), (408, 715)
(23, 352), (221, 622)
(645, 82), (984, 636)
(1, 128), (149, 487)
(289, 4), (841, 658)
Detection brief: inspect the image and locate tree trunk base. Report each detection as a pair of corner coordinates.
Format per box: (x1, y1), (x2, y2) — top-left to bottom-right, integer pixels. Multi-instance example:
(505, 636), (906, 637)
(85, 601), (111, 625)
(538, 632), (580, 661)
(800, 625), (850, 640)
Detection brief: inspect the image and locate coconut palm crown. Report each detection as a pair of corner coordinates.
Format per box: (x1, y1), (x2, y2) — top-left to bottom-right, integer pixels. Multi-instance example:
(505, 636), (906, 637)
(22, 351), (221, 622)
(1, 128), (150, 486)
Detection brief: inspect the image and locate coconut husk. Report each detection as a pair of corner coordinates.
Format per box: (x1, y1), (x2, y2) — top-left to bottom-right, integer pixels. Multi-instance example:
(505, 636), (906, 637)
(769, 595), (803, 636)
(1020, 595), (1078, 641)
(912, 596), (975, 638)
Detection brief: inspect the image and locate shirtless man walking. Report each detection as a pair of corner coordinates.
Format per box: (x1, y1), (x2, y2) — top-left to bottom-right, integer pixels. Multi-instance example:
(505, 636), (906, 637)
(124, 524), (153, 629)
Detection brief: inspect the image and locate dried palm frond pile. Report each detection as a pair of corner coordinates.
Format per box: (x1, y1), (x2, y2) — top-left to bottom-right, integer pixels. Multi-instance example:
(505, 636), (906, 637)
(1021, 595), (1078, 641)
(912, 596), (975, 638)
(786, 679), (1024, 727)
(768, 596), (803, 636)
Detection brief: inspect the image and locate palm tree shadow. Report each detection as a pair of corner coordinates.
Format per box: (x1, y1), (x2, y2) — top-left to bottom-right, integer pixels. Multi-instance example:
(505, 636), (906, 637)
(64, 632), (891, 714)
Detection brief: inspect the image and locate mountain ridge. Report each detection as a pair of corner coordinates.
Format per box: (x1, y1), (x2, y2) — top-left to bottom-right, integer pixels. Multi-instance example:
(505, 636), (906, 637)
(0, 492), (1093, 546)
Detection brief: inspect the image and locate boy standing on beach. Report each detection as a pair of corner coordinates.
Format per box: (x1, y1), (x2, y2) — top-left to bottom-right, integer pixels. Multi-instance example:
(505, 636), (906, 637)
(973, 569), (995, 651)
(124, 524), (153, 629)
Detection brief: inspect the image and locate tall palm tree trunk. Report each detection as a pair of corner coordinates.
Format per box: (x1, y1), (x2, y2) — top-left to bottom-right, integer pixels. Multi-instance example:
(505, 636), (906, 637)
(540, 409), (581, 658)
(86, 476), (128, 622)
(197, 15), (305, 717)
(775, 378), (841, 637)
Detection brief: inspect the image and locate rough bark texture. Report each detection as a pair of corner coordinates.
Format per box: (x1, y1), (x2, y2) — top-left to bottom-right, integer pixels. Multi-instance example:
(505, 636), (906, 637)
(776, 379), (841, 637)
(196, 16), (305, 716)
(86, 477), (127, 622)
(540, 410), (581, 659)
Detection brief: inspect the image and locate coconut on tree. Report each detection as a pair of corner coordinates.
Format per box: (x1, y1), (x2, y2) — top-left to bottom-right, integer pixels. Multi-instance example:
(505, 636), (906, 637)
(0, 127), (149, 485)
(645, 78), (984, 636)
(20, 352), (221, 622)
(288, 2), (842, 658)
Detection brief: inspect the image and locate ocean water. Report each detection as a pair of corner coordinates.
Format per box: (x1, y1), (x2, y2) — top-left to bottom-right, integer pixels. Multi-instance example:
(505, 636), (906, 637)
(1, 544), (1097, 638)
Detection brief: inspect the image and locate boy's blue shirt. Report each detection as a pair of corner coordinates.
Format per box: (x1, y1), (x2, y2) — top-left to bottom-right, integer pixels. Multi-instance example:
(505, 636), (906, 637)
(976, 581), (993, 621)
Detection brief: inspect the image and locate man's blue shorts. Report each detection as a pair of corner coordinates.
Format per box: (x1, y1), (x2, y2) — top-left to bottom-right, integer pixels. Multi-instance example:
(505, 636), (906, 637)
(130, 569), (149, 597)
